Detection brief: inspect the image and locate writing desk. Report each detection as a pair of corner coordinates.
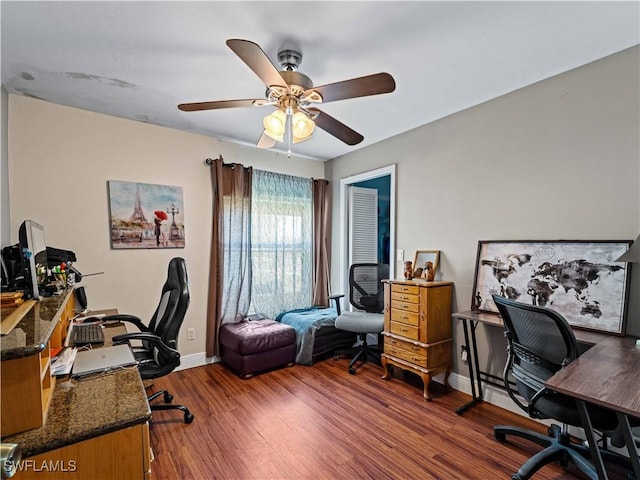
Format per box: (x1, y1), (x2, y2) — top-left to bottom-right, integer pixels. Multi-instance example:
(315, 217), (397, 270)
(1, 304), (152, 479)
(545, 335), (640, 480)
(452, 310), (611, 414)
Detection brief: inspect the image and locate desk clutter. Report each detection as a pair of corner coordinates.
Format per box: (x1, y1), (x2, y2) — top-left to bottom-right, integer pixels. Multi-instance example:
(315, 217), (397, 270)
(0, 291), (24, 307)
(48, 314), (111, 374)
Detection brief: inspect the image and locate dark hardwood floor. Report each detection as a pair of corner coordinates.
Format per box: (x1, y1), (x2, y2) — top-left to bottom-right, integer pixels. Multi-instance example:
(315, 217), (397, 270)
(147, 358), (629, 480)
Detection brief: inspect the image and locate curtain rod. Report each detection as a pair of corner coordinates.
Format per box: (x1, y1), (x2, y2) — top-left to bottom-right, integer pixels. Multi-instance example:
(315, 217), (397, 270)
(204, 155), (223, 166)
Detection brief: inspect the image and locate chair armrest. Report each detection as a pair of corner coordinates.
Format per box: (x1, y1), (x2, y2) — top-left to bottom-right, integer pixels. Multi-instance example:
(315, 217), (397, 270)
(101, 314), (151, 333)
(112, 332), (180, 358)
(329, 294), (344, 315)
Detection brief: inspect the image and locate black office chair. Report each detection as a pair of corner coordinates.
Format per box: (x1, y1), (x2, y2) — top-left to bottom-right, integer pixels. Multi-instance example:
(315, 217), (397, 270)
(492, 294), (630, 480)
(333, 263), (386, 374)
(107, 257), (194, 424)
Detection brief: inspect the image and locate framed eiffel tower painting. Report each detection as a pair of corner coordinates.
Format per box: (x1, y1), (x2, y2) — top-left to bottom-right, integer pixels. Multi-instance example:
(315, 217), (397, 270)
(108, 180), (185, 249)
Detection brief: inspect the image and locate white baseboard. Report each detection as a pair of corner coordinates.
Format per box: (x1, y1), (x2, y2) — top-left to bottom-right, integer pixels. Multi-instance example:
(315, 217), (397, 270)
(175, 351), (218, 371)
(447, 372), (530, 418)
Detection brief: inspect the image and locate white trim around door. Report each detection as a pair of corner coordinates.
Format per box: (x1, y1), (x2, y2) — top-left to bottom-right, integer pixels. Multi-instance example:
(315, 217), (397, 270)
(339, 164), (396, 300)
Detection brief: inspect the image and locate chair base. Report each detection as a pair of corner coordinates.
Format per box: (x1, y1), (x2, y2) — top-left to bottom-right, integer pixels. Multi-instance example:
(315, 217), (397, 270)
(494, 423), (632, 480)
(333, 334), (382, 375)
(148, 389), (194, 424)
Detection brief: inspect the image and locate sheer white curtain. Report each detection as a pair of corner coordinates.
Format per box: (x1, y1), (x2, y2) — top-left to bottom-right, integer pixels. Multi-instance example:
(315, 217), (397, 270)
(250, 170), (313, 318)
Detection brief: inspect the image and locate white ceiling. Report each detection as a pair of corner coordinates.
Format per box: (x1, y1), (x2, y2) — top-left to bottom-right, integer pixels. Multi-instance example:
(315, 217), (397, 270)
(2, 1), (639, 161)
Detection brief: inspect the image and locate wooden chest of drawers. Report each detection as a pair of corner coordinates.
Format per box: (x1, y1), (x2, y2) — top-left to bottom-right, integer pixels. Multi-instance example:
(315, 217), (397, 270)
(381, 280), (453, 401)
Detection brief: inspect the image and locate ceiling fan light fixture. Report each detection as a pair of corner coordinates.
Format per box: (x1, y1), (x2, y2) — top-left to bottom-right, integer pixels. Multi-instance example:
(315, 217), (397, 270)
(262, 129), (283, 143)
(292, 134), (311, 144)
(291, 111), (315, 141)
(263, 109), (286, 140)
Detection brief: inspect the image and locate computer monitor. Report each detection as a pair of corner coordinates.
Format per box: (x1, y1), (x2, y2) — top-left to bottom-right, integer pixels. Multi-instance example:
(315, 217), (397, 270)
(18, 220), (48, 300)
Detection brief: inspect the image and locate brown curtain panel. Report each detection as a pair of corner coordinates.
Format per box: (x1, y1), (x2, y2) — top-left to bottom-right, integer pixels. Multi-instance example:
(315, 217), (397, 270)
(312, 179), (332, 307)
(206, 158), (253, 358)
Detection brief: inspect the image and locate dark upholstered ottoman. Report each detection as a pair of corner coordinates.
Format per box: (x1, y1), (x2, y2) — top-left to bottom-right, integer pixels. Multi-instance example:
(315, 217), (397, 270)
(219, 320), (296, 379)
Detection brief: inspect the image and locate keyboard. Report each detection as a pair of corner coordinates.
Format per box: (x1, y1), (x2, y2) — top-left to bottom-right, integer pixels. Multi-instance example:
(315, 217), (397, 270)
(71, 324), (105, 346)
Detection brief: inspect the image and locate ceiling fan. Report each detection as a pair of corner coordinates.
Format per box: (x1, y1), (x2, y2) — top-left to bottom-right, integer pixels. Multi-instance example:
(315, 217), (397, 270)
(178, 39), (396, 153)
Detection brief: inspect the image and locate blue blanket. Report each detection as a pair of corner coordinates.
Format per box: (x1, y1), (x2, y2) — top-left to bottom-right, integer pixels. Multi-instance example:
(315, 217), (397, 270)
(276, 306), (339, 365)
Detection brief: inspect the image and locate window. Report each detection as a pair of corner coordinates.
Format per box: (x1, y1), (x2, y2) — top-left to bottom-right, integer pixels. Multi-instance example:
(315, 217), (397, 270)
(249, 170), (312, 318)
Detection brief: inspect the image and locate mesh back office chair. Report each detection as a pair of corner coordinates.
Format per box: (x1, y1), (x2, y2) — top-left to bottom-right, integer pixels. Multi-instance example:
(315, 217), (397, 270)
(333, 263), (386, 375)
(492, 294), (630, 480)
(108, 257), (194, 424)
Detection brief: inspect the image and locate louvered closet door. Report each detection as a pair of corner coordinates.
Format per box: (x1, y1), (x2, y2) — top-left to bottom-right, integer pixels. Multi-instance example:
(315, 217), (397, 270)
(348, 186), (378, 309)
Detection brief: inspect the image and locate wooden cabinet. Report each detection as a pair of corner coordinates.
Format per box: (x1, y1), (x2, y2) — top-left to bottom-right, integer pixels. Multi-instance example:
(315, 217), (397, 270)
(14, 423), (151, 480)
(381, 280), (453, 401)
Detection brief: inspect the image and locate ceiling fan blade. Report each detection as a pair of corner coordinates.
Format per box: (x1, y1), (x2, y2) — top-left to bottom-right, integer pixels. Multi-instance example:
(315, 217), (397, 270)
(226, 39), (289, 90)
(308, 108), (364, 146)
(178, 99), (262, 112)
(305, 72), (395, 104)
(257, 132), (276, 149)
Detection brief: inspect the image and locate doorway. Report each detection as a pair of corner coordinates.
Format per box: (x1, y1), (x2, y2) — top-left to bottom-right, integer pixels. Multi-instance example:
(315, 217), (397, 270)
(339, 164), (396, 303)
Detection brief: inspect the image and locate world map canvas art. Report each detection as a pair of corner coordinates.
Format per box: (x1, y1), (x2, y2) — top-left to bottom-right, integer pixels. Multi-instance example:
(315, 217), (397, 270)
(472, 240), (632, 334)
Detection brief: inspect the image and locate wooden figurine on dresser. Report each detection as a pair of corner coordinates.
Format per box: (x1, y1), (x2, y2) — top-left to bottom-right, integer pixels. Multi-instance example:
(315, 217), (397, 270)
(420, 261), (435, 281)
(404, 261), (413, 280)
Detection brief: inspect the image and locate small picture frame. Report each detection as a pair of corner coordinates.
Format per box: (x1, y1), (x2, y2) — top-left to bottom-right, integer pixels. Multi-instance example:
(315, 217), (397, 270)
(412, 250), (440, 280)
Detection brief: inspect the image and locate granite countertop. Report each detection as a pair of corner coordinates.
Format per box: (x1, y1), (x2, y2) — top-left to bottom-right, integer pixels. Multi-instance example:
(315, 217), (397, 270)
(1, 368), (151, 458)
(1, 290), (73, 360)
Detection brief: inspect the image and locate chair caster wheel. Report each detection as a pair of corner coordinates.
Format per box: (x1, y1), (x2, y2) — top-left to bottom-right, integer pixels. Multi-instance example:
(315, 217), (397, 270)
(163, 392), (173, 403)
(348, 367), (356, 375)
(184, 412), (194, 424)
(333, 354), (340, 361)
(494, 432), (506, 443)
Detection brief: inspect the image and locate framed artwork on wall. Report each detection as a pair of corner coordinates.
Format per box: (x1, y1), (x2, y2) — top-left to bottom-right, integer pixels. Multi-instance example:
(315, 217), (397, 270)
(471, 240), (632, 335)
(108, 180), (185, 249)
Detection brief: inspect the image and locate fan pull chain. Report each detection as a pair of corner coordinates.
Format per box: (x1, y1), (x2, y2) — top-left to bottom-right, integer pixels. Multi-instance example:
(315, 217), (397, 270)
(286, 109), (293, 158)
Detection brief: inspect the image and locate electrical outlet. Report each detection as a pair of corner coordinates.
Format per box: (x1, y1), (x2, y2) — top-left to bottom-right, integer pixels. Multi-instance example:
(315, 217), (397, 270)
(397, 249), (404, 261)
(187, 328), (195, 341)
(461, 347), (468, 362)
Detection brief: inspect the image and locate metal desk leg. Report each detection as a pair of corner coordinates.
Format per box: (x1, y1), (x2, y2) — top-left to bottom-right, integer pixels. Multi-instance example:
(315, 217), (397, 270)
(576, 399), (609, 480)
(616, 412), (640, 480)
(456, 319), (484, 415)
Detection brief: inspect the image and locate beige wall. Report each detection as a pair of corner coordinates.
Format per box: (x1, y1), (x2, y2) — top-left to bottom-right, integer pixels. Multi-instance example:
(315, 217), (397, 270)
(6, 96), (324, 359)
(1, 86), (9, 247)
(327, 46), (640, 379)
